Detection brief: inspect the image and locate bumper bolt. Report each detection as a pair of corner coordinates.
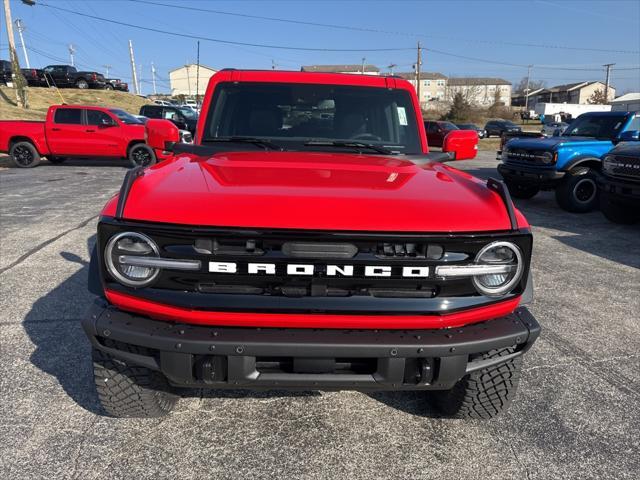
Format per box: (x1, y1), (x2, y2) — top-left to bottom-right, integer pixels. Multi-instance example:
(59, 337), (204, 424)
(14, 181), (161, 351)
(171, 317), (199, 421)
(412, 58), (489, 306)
(516, 336), (522, 343)
(210, 345), (216, 351)
(450, 347), (456, 353)
(236, 346), (244, 354)
(417, 348), (424, 354)
(390, 348), (398, 356)
(103, 329), (111, 337)
(175, 343), (182, 349)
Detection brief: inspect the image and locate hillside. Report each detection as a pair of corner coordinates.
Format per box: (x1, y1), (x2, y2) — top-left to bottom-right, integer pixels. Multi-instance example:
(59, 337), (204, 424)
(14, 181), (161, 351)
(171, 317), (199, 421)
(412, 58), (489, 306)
(0, 86), (151, 121)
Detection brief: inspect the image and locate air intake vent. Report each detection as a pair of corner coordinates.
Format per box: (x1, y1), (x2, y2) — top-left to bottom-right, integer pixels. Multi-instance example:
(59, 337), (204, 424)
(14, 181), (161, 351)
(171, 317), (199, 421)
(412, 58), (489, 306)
(376, 243), (443, 259)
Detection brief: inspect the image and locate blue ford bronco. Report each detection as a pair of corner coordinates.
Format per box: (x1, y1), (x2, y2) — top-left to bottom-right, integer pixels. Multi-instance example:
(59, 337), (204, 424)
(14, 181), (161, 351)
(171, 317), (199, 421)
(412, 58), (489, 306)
(498, 111), (640, 212)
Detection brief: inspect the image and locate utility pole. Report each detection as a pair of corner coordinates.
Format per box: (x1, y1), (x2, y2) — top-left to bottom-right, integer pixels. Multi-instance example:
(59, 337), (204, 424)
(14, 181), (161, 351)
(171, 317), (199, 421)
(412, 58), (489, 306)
(102, 64), (112, 77)
(151, 62), (157, 95)
(603, 63), (614, 102)
(387, 63), (397, 75)
(196, 41), (200, 101)
(3, 0), (28, 108)
(138, 63), (143, 95)
(185, 64), (191, 96)
(416, 41), (422, 106)
(14, 19), (30, 68)
(128, 40), (139, 95)
(524, 64), (532, 112)
(361, 57), (366, 74)
(271, 60), (276, 70)
(68, 44), (75, 66)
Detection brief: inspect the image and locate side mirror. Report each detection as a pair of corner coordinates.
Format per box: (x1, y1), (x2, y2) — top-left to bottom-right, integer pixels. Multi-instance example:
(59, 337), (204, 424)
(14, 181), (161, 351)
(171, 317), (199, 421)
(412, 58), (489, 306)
(146, 119), (180, 153)
(441, 130), (478, 161)
(619, 130), (640, 142)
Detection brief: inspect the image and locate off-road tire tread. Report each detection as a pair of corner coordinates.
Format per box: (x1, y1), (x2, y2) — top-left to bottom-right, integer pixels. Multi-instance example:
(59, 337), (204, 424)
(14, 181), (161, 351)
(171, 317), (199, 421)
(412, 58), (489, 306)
(92, 345), (177, 418)
(429, 347), (522, 419)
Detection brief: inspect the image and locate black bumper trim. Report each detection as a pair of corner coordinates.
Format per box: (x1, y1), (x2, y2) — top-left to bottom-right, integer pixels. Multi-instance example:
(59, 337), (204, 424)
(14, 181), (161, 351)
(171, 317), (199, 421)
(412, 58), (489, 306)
(83, 300), (540, 391)
(597, 175), (640, 203)
(498, 163), (565, 187)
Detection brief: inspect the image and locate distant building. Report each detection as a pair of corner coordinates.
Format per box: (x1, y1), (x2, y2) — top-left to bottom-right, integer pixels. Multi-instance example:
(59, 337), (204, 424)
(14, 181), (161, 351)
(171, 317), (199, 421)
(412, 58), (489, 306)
(169, 64), (217, 97)
(531, 81), (616, 105)
(396, 72), (447, 108)
(511, 88), (545, 107)
(447, 77), (512, 107)
(300, 64), (380, 75)
(610, 92), (640, 112)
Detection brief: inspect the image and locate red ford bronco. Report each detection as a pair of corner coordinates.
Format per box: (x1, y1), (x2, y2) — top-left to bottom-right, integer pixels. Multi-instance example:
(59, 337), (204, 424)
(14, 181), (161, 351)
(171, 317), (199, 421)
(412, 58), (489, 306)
(84, 70), (539, 419)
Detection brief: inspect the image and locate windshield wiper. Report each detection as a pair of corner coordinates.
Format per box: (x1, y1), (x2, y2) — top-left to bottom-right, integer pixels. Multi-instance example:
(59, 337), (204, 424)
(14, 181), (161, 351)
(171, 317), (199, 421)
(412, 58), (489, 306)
(304, 140), (394, 155)
(205, 137), (283, 151)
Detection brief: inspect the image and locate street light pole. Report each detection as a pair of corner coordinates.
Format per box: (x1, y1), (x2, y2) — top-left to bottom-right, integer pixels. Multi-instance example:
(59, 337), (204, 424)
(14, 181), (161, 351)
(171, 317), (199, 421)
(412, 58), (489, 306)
(14, 19), (30, 68)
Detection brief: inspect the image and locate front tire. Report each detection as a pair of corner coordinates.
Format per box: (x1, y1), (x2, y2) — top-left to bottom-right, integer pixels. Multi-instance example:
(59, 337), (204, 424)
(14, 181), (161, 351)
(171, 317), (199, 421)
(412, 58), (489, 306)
(505, 181), (539, 199)
(128, 144), (156, 168)
(76, 78), (89, 89)
(93, 347), (178, 418)
(104, 83), (114, 90)
(600, 192), (639, 224)
(10, 141), (41, 168)
(555, 167), (598, 213)
(428, 347), (523, 419)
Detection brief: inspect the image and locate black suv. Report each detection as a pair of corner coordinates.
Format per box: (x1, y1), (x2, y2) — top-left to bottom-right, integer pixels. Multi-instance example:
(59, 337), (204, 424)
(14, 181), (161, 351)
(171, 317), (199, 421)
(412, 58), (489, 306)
(598, 138), (640, 224)
(139, 104), (198, 134)
(484, 119), (522, 138)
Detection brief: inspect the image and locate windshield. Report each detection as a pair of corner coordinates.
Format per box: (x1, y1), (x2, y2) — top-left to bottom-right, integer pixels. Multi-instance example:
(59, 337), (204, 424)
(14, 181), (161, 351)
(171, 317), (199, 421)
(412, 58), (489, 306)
(439, 122), (459, 130)
(109, 109), (142, 125)
(203, 82), (422, 154)
(178, 107), (197, 119)
(563, 114), (627, 139)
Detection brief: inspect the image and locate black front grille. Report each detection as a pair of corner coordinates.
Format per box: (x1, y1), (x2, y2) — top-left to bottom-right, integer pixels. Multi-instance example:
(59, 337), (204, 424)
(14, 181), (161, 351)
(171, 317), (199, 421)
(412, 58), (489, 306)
(605, 155), (640, 179)
(98, 218), (532, 313)
(505, 149), (552, 167)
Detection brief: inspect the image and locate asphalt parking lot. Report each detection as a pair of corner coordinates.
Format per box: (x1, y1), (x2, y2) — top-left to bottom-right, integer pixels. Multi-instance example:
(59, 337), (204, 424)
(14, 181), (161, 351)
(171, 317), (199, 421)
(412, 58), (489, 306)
(1, 152), (638, 480)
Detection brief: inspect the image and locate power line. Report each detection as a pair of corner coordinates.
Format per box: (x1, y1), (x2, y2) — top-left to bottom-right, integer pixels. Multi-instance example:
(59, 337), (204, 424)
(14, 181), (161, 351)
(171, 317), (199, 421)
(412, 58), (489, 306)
(127, 0), (640, 55)
(37, 2), (414, 53)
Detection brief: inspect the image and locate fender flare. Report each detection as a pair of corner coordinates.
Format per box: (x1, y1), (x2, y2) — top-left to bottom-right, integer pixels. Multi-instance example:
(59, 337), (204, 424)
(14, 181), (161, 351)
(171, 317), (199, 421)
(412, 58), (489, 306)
(560, 156), (601, 173)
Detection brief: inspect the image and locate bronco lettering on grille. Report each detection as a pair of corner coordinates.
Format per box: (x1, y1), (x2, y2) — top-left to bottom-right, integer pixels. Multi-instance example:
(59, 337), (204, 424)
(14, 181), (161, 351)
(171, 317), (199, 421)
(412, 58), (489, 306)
(209, 262), (430, 278)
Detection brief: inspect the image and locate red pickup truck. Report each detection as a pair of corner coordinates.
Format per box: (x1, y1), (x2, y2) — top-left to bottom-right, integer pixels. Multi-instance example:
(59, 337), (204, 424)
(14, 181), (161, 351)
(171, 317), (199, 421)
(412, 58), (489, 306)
(84, 70), (538, 419)
(0, 105), (155, 168)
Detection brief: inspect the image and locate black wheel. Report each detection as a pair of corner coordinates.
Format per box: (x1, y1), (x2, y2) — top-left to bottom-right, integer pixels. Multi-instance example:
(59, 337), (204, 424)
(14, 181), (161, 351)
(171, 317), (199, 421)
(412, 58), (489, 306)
(599, 192), (639, 224)
(48, 156), (66, 164)
(428, 347), (523, 419)
(128, 144), (156, 168)
(76, 78), (89, 89)
(10, 141), (41, 168)
(93, 346), (178, 418)
(105, 83), (114, 90)
(555, 167), (598, 213)
(505, 181), (539, 199)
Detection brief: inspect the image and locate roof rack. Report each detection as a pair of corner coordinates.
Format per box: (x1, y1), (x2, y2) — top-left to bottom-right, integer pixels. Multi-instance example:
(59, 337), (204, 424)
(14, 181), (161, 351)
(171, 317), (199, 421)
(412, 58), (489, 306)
(115, 166), (145, 220)
(487, 177), (518, 231)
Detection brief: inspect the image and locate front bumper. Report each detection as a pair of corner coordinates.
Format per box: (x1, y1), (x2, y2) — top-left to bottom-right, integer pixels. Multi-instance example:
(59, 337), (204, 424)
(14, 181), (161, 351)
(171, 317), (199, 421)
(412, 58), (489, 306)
(597, 175), (640, 206)
(83, 299), (540, 391)
(498, 163), (565, 188)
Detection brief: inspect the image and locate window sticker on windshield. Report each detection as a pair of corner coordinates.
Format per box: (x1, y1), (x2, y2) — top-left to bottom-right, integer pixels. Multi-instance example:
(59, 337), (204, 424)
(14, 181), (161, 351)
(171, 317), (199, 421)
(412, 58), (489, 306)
(397, 107), (408, 126)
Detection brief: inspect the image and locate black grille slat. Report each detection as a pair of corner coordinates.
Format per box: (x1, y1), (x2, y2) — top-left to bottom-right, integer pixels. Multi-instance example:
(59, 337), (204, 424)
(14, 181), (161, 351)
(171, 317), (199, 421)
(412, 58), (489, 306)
(606, 155), (640, 179)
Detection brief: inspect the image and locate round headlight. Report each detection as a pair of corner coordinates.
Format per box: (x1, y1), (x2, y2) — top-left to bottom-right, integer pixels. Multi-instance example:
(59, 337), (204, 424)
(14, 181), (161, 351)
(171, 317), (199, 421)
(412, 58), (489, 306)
(542, 152), (554, 164)
(105, 232), (160, 287)
(472, 241), (523, 297)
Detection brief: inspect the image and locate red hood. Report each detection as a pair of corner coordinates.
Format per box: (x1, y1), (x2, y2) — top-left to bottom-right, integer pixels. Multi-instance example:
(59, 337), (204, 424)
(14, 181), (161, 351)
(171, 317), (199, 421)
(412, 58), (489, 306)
(105, 151), (527, 232)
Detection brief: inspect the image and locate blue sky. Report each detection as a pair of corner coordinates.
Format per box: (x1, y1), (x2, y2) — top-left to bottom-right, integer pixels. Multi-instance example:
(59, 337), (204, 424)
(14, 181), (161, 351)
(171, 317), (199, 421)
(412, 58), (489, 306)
(2, 0), (639, 96)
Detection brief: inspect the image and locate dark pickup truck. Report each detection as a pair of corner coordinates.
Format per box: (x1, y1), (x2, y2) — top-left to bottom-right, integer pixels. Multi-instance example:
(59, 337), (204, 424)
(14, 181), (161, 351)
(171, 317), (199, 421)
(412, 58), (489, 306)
(43, 64), (107, 89)
(0, 60), (47, 87)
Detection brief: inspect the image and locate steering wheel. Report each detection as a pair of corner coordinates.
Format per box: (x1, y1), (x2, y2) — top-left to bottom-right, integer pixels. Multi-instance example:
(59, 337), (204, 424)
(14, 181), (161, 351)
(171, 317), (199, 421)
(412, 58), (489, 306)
(351, 133), (382, 142)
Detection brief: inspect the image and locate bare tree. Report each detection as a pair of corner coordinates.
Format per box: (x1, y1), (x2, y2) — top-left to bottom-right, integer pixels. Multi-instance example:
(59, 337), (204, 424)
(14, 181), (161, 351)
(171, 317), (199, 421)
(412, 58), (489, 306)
(514, 77), (546, 95)
(587, 88), (608, 105)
